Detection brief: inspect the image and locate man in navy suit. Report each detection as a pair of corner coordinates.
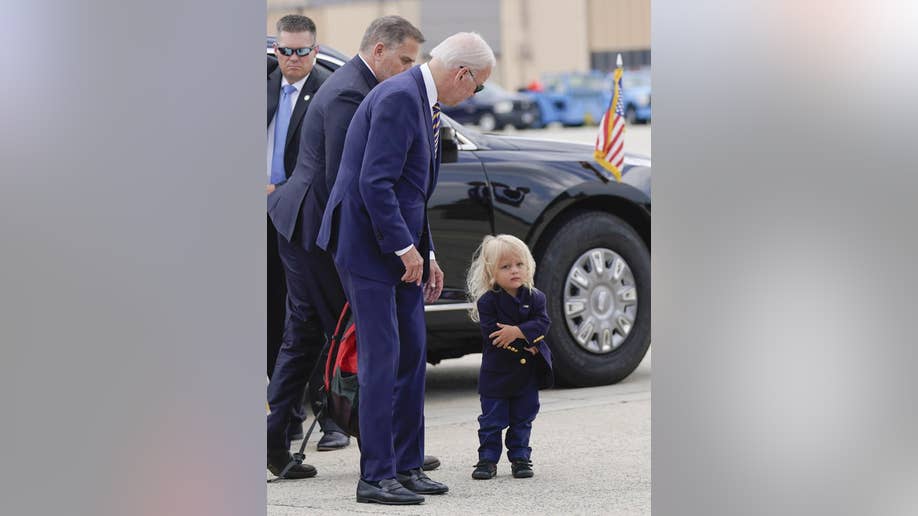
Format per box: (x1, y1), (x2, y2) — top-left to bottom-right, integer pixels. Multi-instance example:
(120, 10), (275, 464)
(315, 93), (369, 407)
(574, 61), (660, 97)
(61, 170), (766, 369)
(267, 17), (433, 464)
(265, 14), (329, 479)
(317, 32), (495, 505)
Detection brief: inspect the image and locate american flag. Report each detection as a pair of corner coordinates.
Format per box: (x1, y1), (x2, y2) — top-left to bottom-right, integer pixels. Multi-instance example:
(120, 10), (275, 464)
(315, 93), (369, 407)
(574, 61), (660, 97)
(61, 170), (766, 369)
(594, 54), (625, 182)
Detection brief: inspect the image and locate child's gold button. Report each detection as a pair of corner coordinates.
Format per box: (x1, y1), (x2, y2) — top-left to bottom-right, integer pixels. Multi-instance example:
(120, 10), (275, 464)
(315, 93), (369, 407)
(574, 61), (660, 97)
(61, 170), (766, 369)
(520, 358), (527, 365)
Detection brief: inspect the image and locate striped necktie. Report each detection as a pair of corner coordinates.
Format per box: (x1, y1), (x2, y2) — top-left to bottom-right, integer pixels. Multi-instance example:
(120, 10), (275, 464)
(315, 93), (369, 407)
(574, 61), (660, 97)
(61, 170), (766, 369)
(432, 102), (441, 154)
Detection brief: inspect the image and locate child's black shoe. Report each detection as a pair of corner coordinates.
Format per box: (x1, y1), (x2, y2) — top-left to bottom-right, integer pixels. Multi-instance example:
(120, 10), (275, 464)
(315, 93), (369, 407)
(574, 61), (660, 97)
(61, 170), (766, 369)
(511, 459), (533, 478)
(472, 460), (497, 480)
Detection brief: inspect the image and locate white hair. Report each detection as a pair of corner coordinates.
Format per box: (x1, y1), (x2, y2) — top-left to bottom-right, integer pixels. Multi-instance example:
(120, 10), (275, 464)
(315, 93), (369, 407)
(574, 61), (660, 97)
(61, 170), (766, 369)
(429, 32), (496, 72)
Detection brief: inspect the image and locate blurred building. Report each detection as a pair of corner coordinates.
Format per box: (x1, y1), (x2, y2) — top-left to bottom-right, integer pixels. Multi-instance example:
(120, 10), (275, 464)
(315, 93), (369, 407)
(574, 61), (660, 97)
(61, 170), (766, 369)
(267, 0), (650, 90)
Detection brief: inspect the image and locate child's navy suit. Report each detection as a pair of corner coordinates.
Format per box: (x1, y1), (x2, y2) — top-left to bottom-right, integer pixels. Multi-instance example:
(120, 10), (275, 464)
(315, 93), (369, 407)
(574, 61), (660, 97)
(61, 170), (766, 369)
(475, 287), (553, 463)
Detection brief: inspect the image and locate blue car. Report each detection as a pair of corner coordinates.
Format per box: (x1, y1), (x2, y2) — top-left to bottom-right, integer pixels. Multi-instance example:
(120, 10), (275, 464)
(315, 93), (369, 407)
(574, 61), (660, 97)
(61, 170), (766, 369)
(526, 70), (652, 126)
(527, 71), (610, 126)
(621, 69), (652, 124)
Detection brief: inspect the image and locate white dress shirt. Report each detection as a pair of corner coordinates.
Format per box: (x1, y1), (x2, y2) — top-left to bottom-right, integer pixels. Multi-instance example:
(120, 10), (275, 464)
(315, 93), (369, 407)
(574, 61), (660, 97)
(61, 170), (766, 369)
(358, 53), (377, 80)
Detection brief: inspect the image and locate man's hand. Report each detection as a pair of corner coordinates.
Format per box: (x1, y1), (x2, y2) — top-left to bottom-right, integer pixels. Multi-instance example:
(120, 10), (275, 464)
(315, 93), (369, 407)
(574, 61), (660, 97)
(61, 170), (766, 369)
(423, 259), (445, 304)
(399, 247), (424, 285)
(266, 183), (276, 194)
(489, 323), (525, 348)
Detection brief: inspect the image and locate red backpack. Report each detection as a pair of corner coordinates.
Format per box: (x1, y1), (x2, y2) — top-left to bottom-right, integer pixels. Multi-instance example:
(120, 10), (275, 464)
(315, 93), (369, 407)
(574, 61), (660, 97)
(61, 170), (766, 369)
(323, 302), (360, 438)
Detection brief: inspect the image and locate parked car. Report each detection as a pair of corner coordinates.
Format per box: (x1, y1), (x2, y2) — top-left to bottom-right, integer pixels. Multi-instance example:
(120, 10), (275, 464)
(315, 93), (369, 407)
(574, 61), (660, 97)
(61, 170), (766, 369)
(526, 71), (610, 126)
(440, 82), (540, 131)
(621, 68), (652, 124)
(429, 123), (651, 387)
(525, 69), (652, 126)
(269, 47), (652, 387)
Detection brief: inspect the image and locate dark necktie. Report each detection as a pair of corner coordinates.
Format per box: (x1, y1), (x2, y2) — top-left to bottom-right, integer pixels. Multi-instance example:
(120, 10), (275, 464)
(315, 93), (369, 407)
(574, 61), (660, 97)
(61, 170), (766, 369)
(432, 102), (441, 155)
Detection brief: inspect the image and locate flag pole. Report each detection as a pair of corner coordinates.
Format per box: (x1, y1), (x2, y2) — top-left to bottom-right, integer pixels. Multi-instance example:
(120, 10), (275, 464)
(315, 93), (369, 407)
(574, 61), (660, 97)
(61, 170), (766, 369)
(593, 53), (625, 182)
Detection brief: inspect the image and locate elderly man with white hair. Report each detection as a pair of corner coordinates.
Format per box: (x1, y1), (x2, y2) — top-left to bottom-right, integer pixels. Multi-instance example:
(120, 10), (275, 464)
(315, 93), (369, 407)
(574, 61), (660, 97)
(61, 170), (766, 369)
(317, 32), (495, 505)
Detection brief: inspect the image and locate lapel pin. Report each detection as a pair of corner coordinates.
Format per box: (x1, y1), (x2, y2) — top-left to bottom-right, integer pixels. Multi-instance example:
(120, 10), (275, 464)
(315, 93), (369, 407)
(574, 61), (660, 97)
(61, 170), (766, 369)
(303, 94), (311, 101)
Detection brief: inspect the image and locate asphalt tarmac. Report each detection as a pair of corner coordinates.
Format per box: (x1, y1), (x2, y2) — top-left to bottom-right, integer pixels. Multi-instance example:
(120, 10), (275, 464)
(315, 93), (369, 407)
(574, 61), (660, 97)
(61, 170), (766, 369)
(267, 351), (651, 515)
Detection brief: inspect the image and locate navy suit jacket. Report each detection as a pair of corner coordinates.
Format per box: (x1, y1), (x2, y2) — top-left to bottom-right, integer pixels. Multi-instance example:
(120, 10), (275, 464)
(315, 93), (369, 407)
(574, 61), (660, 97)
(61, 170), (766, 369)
(477, 287), (554, 398)
(268, 56), (378, 248)
(267, 64), (330, 179)
(316, 66), (439, 284)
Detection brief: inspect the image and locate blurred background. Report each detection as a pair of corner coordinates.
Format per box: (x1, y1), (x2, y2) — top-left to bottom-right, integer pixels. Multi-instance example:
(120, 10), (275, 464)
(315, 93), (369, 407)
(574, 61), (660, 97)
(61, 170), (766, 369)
(267, 0), (651, 144)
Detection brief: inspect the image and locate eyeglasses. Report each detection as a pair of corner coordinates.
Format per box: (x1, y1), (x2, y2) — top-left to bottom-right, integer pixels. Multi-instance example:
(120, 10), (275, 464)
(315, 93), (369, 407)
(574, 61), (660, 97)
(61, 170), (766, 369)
(275, 45), (316, 57)
(464, 67), (485, 94)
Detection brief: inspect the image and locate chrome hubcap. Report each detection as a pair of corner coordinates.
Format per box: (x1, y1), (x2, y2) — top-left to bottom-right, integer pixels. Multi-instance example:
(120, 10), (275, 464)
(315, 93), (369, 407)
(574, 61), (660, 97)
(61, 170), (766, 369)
(562, 248), (638, 354)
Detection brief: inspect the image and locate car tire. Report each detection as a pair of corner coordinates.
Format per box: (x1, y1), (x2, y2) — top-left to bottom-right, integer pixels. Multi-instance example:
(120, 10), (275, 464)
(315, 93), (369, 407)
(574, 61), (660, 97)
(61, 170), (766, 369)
(536, 211), (650, 387)
(478, 113), (497, 132)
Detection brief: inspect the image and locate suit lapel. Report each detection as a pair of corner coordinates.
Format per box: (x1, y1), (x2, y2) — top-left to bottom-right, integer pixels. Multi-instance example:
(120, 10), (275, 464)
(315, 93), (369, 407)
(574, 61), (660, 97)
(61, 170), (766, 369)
(267, 67), (282, 127)
(285, 71), (320, 148)
(410, 67), (438, 199)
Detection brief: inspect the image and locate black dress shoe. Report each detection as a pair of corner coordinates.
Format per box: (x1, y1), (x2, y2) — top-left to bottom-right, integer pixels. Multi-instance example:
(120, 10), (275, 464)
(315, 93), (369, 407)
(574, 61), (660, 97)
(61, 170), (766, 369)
(396, 468), (449, 494)
(472, 460), (497, 480)
(356, 478), (424, 505)
(511, 459), (534, 478)
(316, 430), (350, 451)
(421, 455), (440, 471)
(267, 451), (316, 479)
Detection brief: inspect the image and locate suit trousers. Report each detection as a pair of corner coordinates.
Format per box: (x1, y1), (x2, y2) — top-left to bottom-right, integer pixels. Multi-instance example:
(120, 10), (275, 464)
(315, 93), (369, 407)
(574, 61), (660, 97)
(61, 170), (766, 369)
(268, 216), (309, 442)
(477, 381), (540, 463)
(266, 233), (330, 452)
(276, 233), (348, 431)
(338, 267), (426, 482)
(267, 216), (286, 378)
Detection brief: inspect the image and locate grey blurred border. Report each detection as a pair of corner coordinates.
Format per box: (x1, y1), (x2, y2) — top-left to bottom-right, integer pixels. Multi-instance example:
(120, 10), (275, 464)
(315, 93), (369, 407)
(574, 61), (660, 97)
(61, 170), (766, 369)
(1, 1), (264, 515)
(653, 1), (918, 515)
(6, 0), (918, 514)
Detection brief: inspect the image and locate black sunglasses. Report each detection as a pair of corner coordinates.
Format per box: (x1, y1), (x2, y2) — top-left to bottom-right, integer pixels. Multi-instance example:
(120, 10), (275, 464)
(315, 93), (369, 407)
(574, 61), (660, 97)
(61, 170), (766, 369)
(465, 68), (485, 94)
(275, 45), (316, 57)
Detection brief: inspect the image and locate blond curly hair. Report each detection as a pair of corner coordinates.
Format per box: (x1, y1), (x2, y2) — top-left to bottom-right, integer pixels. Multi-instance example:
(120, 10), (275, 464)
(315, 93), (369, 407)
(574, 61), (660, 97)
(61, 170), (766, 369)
(466, 234), (536, 322)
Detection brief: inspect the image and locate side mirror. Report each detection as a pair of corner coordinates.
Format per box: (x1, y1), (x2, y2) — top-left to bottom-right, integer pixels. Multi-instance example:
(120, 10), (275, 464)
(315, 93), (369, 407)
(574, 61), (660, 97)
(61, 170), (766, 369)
(440, 126), (459, 164)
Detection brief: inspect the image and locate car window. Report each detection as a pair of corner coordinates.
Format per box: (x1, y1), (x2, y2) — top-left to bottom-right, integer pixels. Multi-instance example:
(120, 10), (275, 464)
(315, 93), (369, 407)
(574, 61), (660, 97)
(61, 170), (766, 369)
(622, 74), (651, 89)
(542, 76), (563, 93)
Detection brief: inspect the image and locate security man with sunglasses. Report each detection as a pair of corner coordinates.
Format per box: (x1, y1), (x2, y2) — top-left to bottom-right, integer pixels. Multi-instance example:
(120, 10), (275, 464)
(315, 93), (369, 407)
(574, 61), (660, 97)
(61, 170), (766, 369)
(266, 13), (330, 480)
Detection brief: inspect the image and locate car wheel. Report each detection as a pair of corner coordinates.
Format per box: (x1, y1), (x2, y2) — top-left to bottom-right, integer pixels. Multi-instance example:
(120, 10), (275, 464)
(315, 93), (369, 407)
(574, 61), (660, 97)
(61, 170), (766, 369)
(536, 212), (650, 387)
(478, 113), (497, 132)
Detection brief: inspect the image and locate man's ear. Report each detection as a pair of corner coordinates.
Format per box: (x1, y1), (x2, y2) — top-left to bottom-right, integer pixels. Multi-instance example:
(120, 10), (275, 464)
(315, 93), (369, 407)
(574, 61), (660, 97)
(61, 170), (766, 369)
(373, 42), (386, 58)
